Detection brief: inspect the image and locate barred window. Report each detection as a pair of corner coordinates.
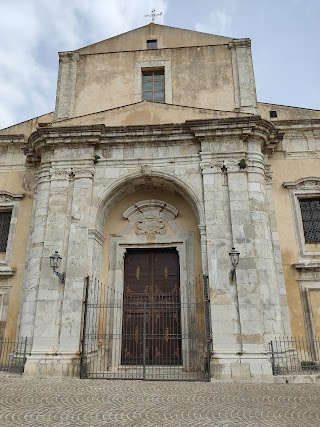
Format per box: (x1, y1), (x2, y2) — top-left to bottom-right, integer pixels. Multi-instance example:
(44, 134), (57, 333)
(142, 69), (165, 103)
(0, 211), (12, 252)
(299, 198), (320, 243)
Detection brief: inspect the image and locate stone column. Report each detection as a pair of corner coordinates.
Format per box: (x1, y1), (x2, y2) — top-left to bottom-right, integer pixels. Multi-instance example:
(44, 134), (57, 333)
(58, 165), (95, 356)
(224, 137), (285, 378)
(24, 145), (96, 376)
(18, 163), (51, 350)
(24, 165), (73, 376)
(192, 117), (288, 380)
(199, 153), (238, 371)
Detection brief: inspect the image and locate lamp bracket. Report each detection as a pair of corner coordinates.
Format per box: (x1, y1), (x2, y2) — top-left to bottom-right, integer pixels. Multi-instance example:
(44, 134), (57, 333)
(54, 270), (65, 283)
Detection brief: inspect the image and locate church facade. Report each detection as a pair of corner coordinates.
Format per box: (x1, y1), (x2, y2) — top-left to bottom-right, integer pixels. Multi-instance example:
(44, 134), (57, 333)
(0, 23), (319, 380)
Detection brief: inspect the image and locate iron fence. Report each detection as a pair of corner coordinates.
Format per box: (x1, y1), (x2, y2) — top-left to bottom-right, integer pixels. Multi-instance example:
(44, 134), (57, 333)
(80, 277), (211, 381)
(0, 337), (28, 374)
(269, 336), (320, 375)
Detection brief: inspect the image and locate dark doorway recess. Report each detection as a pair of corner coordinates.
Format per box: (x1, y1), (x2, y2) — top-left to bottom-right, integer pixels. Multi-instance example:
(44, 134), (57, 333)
(122, 248), (182, 366)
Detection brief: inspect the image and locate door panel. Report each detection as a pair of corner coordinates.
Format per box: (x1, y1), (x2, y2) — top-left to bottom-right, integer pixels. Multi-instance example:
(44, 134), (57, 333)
(122, 249), (181, 365)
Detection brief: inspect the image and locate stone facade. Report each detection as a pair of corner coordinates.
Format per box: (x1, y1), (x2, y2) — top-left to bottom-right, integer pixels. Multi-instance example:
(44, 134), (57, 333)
(0, 23), (319, 380)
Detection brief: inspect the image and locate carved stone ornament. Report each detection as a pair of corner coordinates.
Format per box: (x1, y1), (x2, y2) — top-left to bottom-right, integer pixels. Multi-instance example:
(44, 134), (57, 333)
(283, 177), (320, 190)
(123, 200), (178, 235)
(141, 165), (151, 176)
(0, 191), (24, 203)
(136, 217), (166, 235)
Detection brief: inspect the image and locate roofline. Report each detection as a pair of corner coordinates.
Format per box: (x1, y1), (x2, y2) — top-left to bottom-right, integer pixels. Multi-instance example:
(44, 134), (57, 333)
(71, 22), (238, 53)
(0, 112), (54, 132)
(64, 42), (232, 57)
(258, 101), (320, 112)
(54, 101), (252, 124)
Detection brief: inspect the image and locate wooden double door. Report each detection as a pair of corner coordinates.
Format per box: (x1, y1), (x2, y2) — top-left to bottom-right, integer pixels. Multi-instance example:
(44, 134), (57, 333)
(121, 248), (182, 365)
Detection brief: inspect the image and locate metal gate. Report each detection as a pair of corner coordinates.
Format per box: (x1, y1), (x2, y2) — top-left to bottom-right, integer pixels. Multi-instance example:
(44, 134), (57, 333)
(80, 275), (212, 381)
(0, 337), (28, 374)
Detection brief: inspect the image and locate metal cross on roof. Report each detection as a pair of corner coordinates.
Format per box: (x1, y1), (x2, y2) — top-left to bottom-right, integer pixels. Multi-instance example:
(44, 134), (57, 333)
(145, 9), (162, 23)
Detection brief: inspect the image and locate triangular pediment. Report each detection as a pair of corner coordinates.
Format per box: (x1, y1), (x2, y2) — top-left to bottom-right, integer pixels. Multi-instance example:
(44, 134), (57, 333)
(76, 23), (234, 54)
(52, 102), (251, 128)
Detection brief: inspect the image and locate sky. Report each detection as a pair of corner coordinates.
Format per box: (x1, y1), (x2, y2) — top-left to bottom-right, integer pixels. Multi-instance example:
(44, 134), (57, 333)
(0, 0), (319, 129)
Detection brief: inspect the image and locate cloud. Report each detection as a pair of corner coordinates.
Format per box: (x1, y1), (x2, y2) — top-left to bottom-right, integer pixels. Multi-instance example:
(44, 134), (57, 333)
(194, 2), (236, 36)
(0, 0), (167, 129)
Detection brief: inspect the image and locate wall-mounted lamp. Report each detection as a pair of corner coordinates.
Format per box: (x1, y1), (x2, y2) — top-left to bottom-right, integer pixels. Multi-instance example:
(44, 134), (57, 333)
(229, 247), (240, 281)
(50, 251), (65, 283)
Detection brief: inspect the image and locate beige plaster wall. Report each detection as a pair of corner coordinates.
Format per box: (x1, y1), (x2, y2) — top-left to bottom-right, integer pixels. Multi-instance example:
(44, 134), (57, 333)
(73, 45), (235, 117)
(77, 23), (233, 54)
(0, 169), (35, 339)
(258, 102), (320, 121)
(101, 188), (202, 292)
(270, 155), (320, 336)
(54, 103), (248, 128)
(0, 112), (54, 137)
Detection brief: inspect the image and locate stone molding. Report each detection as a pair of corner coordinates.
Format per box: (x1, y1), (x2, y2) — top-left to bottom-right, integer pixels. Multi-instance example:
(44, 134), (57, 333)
(283, 177), (320, 260)
(276, 119), (320, 128)
(283, 177), (320, 190)
(0, 134), (25, 144)
(25, 117), (283, 162)
(188, 117), (283, 154)
(228, 39), (252, 49)
(293, 262), (320, 271)
(0, 191), (25, 277)
(295, 266), (320, 345)
(0, 191), (24, 203)
(135, 59), (172, 104)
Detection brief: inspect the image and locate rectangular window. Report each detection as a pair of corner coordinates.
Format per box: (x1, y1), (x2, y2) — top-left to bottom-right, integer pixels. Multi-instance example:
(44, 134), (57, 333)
(146, 39), (158, 49)
(142, 69), (165, 103)
(299, 198), (320, 243)
(0, 211), (12, 252)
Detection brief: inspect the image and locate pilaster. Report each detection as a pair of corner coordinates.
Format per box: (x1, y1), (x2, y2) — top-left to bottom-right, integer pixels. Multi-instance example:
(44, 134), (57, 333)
(192, 117), (287, 379)
(229, 39), (258, 115)
(54, 52), (79, 121)
(23, 140), (95, 376)
(18, 164), (51, 349)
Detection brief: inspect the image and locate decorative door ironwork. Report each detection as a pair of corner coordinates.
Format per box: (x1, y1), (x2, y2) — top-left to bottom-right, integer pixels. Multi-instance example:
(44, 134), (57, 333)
(121, 249), (182, 366)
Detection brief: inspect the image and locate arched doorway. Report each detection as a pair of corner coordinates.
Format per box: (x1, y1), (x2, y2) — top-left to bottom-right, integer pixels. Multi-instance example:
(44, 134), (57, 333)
(81, 176), (211, 380)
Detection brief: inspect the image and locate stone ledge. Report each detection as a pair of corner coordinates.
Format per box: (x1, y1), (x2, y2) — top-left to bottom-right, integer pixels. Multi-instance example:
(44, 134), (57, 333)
(273, 374), (320, 383)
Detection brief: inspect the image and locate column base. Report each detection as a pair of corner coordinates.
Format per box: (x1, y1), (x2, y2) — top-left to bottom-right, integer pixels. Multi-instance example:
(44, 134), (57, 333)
(211, 351), (273, 382)
(24, 352), (80, 377)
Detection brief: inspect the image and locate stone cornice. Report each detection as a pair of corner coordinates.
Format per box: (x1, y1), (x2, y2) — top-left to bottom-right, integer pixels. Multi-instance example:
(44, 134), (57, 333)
(25, 117), (283, 161)
(26, 123), (194, 161)
(228, 38), (251, 49)
(58, 52), (80, 62)
(0, 134), (26, 144)
(186, 116), (283, 152)
(274, 119), (320, 129)
(293, 262), (320, 271)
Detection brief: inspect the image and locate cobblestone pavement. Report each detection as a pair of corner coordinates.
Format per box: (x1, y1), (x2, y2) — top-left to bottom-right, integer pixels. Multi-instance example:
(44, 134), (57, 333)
(1, 375), (320, 427)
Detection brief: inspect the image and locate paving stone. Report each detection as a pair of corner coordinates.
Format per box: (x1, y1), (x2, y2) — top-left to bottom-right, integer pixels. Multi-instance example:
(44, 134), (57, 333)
(0, 374), (320, 426)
